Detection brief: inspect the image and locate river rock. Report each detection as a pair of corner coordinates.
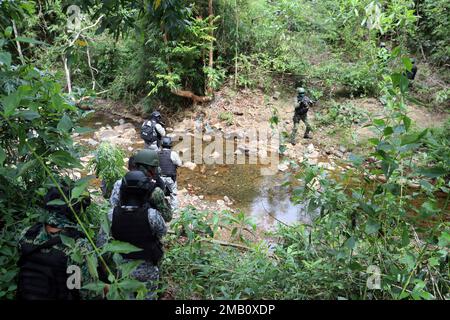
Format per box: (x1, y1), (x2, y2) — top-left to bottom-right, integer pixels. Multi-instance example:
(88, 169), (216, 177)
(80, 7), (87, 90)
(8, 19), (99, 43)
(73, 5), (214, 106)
(308, 151), (320, 159)
(120, 128), (136, 140)
(184, 161), (197, 171)
(114, 123), (135, 132)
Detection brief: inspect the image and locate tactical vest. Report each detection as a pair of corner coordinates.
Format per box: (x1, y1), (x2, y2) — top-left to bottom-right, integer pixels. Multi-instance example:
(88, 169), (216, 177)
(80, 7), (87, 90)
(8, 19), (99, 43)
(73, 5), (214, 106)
(296, 96), (312, 115)
(111, 205), (163, 265)
(141, 120), (161, 145)
(17, 223), (84, 300)
(158, 149), (177, 179)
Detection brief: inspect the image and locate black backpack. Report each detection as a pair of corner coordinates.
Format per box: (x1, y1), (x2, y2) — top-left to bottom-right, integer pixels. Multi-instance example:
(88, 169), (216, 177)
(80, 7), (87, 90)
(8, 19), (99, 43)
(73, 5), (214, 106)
(17, 223), (84, 300)
(140, 120), (158, 144)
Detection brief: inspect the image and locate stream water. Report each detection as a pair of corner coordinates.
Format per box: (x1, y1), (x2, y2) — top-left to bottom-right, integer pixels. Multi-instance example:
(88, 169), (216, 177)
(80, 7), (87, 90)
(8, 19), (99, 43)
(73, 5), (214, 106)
(79, 111), (314, 230)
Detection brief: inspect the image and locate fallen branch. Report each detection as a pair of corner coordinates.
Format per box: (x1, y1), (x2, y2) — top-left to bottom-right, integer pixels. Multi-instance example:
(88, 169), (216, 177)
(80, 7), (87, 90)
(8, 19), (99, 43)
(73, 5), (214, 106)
(172, 89), (213, 104)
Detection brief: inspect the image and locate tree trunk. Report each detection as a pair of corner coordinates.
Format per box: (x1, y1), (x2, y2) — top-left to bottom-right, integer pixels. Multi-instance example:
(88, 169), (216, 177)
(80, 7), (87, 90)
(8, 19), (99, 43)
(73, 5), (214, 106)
(206, 0), (214, 95)
(12, 20), (25, 65)
(62, 55), (72, 94)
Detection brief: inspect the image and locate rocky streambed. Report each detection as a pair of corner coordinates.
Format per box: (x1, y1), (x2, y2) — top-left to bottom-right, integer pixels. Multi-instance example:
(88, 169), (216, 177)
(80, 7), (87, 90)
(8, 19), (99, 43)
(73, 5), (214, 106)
(73, 110), (347, 230)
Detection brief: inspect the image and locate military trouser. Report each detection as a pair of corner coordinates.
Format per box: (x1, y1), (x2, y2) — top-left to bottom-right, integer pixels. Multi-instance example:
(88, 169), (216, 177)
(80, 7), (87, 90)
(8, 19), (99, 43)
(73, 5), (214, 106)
(291, 111), (311, 143)
(126, 260), (160, 300)
(160, 176), (178, 211)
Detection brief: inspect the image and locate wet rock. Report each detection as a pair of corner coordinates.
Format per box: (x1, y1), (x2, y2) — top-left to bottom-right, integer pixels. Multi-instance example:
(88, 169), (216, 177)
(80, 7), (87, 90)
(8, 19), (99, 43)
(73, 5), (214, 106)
(308, 151), (320, 159)
(307, 143), (315, 153)
(120, 128), (136, 140)
(95, 129), (117, 141)
(82, 138), (98, 147)
(273, 91), (281, 100)
(114, 123), (135, 132)
(80, 155), (93, 163)
(184, 161), (197, 171)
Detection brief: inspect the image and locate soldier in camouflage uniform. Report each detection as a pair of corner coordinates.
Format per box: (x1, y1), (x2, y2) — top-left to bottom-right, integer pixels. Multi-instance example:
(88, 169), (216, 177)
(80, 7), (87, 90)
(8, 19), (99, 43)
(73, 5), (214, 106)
(290, 87), (314, 145)
(17, 186), (99, 300)
(98, 149), (172, 300)
(158, 136), (182, 211)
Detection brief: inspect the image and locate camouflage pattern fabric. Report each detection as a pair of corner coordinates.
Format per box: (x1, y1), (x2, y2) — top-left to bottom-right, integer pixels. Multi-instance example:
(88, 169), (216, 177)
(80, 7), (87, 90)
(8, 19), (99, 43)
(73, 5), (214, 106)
(18, 212), (97, 300)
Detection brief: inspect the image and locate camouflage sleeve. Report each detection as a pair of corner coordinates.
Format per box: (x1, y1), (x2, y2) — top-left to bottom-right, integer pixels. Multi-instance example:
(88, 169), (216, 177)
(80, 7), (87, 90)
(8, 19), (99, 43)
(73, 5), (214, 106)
(155, 123), (166, 137)
(110, 179), (122, 207)
(171, 151), (182, 167)
(151, 187), (173, 222)
(294, 96), (299, 108)
(147, 208), (167, 239)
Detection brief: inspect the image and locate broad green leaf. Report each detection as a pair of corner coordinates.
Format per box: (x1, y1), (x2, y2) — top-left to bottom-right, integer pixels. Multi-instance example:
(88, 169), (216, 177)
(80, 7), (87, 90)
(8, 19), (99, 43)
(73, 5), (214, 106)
(49, 150), (79, 167)
(438, 232), (449, 248)
(416, 166), (447, 178)
(0, 147), (6, 165)
(73, 126), (94, 134)
(344, 236), (356, 250)
(60, 234), (76, 248)
(119, 260), (144, 277)
(46, 199), (66, 206)
(401, 57), (413, 72)
(82, 282), (105, 291)
(365, 219), (380, 235)
(86, 254), (99, 279)
(4, 27), (12, 38)
(2, 92), (20, 117)
(403, 116), (412, 132)
(71, 181), (89, 200)
(102, 240), (142, 254)
(15, 37), (46, 45)
(19, 110), (40, 121)
(117, 279), (145, 290)
(57, 114), (74, 132)
(0, 52), (12, 68)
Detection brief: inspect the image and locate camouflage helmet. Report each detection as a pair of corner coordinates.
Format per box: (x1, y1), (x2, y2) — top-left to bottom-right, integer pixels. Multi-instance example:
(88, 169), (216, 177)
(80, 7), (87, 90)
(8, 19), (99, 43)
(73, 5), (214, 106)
(297, 87), (306, 95)
(133, 149), (159, 167)
(151, 111), (161, 121)
(161, 136), (172, 148)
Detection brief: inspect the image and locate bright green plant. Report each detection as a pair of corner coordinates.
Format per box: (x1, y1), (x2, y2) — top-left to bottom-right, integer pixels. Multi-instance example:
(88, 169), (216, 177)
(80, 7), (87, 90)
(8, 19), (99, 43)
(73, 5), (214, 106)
(88, 142), (126, 198)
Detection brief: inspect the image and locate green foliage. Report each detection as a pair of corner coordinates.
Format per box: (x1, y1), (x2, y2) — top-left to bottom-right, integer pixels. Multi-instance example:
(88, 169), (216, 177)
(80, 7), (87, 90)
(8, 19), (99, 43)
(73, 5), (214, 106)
(315, 102), (368, 127)
(218, 111), (234, 126)
(88, 142), (126, 198)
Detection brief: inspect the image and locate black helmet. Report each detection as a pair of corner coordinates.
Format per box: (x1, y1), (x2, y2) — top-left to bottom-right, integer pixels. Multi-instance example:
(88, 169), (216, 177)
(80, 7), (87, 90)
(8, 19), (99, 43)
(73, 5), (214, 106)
(44, 185), (91, 222)
(120, 170), (152, 207)
(151, 111), (161, 122)
(161, 136), (172, 148)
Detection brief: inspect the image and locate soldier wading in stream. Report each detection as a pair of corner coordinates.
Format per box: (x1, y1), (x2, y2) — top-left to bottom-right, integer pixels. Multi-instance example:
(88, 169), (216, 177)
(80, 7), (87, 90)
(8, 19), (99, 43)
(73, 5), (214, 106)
(141, 111), (166, 150)
(158, 136), (182, 211)
(98, 150), (172, 299)
(290, 87), (314, 144)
